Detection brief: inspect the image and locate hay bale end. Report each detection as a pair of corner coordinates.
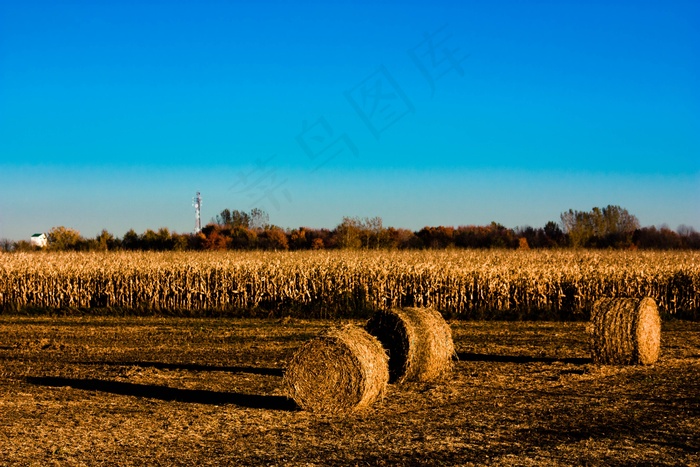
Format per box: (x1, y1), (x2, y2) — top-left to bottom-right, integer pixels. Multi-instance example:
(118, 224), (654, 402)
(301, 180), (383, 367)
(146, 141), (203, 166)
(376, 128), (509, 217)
(283, 325), (389, 414)
(590, 296), (661, 365)
(365, 307), (455, 384)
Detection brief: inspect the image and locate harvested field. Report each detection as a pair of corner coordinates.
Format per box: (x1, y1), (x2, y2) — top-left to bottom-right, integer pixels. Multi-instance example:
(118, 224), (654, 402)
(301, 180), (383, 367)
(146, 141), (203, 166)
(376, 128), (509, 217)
(0, 317), (698, 466)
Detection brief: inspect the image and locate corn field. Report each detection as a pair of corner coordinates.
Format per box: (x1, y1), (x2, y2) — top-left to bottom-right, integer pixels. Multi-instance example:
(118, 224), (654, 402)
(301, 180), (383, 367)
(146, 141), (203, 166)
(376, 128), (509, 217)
(0, 250), (698, 319)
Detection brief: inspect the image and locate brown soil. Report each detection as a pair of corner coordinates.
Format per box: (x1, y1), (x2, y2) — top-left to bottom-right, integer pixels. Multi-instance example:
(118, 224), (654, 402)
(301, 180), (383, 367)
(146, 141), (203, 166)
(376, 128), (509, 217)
(1, 317), (698, 466)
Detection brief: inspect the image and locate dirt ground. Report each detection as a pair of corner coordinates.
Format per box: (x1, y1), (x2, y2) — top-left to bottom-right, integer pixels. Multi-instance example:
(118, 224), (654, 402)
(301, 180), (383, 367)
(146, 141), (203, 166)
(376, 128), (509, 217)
(0, 317), (697, 466)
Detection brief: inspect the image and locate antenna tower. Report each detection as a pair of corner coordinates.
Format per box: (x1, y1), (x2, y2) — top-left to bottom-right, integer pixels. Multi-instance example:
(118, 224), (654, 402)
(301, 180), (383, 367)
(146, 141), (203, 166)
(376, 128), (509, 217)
(193, 191), (202, 233)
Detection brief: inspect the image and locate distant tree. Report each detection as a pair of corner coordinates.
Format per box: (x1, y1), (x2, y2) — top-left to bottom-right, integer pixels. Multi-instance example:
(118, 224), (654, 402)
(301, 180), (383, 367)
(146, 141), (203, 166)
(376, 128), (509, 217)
(331, 216), (386, 249)
(214, 208), (268, 230)
(677, 224), (695, 237)
(200, 224), (230, 250)
(488, 222), (517, 248)
(514, 223), (562, 249)
(289, 228), (309, 250)
(515, 226), (537, 248)
(47, 226), (83, 251)
(155, 227), (174, 251)
(13, 240), (35, 252)
(214, 209), (251, 229)
(309, 228), (333, 249)
(122, 229), (140, 250)
(599, 205), (639, 247)
(229, 226), (257, 249)
(543, 221), (566, 247)
(171, 233), (190, 251)
(561, 210), (592, 248)
(0, 238), (13, 252)
(335, 217), (363, 249)
(258, 226), (289, 250)
(231, 210), (250, 228)
(633, 226), (684, 250)
(360, 216), (384, 249)
(383, 227), (422, 249)
(417, 226), (455, 249)
(455, 225), (491, 248)
(189, 232), (207, 250)
(249, 208), (269, 230)
(215, 209), (233, 226)
(140, 229), (159, 251)
(94, 229), (116, 251)
(678, 225), (700, 249)
(561, 205), (639, 248)
(379, 227), (401, 249)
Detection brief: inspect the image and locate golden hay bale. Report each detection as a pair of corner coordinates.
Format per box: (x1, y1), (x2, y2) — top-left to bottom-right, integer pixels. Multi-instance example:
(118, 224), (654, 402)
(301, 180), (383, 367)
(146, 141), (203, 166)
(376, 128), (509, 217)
(590, 297), (661, 365)
(283, 325), (389, 414)
(365, 307), (455, 383)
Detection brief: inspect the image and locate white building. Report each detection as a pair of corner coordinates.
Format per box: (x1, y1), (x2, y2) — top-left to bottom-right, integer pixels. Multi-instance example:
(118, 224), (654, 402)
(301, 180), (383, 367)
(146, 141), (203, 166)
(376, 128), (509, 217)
(30, 233), (47, 248)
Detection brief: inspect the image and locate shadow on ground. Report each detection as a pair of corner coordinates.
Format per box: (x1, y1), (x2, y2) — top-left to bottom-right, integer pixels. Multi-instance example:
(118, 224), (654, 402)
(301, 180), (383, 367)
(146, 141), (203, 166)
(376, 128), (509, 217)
(26, 376), (298, 411)
(78, 360), (285, 376)
(457, 352), (592, 365)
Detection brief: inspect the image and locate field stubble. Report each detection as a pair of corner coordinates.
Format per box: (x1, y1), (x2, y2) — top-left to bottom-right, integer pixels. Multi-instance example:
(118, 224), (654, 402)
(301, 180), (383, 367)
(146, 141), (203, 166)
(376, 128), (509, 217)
(0, 317), (698, 466)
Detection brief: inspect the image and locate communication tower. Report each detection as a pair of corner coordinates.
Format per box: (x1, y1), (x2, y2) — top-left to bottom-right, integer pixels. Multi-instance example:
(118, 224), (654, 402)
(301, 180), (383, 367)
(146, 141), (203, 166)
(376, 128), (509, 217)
(193, 191), (202, 233)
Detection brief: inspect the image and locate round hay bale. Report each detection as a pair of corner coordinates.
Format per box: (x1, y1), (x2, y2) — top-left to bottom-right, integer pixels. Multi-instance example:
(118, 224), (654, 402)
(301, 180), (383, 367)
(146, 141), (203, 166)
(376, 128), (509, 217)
(283, 325), (389, 414)
(365, 307), (455, 383)
(590, 297), (661, 365)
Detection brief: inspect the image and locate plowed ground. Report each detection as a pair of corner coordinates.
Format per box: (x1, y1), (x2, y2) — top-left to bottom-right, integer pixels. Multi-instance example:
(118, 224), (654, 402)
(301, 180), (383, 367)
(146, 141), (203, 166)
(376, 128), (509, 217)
(0, 317), (698, 466)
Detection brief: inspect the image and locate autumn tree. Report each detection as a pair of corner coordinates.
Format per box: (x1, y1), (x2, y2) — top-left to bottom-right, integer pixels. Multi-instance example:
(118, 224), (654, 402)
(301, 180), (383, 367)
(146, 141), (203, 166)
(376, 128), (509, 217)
(215, 209), (250, 229)
(335, 217), (363, 249)
(47, 226), (83, 251)
(359, 216), (384, 249)
(200, 224), (230, 250)
(215, 208), (269, 230)
(289, 228), (309, 250)
(94, 229), (117, 251)
(249, 208), (269, 230)
(417, 226), (455, 249)
(258, 226), (289, 250)
(561, 205), (639, 248)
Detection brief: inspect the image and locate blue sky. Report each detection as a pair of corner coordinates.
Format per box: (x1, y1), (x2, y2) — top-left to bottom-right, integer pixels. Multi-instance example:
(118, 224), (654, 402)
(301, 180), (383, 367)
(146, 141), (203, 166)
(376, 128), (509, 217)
(1, 0), (698, 240)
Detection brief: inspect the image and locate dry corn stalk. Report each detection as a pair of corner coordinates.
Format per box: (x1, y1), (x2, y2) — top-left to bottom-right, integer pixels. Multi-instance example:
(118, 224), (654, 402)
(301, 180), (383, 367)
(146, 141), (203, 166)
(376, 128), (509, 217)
(0, 250), (697, 318)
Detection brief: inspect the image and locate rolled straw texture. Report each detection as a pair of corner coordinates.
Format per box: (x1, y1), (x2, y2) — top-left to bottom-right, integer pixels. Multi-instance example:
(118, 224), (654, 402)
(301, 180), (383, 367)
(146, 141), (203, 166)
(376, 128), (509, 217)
(590, 297), (661, 365)
(365, 307), (455, 383)
(284, 325), (389, 414)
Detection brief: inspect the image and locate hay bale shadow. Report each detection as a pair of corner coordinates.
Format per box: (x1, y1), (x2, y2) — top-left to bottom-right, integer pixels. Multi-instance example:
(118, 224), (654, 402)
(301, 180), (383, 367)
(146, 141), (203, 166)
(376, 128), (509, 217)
(78, 361), (284, 377)
(456, 352), (592, 365)
(26, 376), (298, 411)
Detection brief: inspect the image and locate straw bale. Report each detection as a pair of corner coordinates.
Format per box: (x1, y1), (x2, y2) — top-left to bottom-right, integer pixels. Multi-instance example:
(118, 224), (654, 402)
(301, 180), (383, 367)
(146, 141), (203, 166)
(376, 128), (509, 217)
(590, 297), (661, 365)
(365, 307), (454, 383)
(283, 325), (389, 414)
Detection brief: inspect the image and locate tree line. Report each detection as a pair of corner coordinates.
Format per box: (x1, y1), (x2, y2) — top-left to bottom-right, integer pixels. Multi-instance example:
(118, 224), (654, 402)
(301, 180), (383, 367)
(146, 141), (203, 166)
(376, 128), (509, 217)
(2, 205), (699, 252)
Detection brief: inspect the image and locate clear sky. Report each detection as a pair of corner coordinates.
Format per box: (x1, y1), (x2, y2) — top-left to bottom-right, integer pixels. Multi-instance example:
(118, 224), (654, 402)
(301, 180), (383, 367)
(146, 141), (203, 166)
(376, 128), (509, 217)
(1, 0), (698, 241)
